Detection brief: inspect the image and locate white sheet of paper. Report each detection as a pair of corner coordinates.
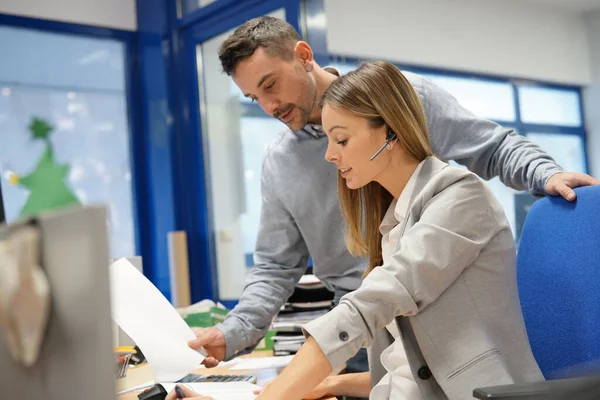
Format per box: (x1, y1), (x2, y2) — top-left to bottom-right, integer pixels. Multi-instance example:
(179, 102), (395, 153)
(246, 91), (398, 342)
(161, 382), (259, 400)
(229, 355), (294, 371)
(109, 258), (205, 382)
(298, 274), (321, 285)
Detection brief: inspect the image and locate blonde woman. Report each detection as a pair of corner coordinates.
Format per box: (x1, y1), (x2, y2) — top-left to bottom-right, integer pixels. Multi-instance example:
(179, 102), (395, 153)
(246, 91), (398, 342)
(253, 61), (544, 400)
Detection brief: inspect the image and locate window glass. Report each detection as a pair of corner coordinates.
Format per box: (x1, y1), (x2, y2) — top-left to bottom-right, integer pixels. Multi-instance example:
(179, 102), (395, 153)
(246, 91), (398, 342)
(179, 0), (218, 16)
(519, 86), (581, 127)
(0, 26), (135, 258)
(424, 74), (515, 121)
(527, 133), (586, 173)
(240, 116), (286, 260)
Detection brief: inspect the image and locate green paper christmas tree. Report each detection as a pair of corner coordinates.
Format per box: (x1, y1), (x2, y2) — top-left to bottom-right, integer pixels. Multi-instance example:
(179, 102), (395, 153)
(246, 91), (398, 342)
(17, 117), (80, 218)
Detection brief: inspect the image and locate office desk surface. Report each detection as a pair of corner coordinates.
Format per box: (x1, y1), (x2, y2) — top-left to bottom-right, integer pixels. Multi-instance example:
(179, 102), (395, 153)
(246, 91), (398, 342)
(116, 350), (337, 400)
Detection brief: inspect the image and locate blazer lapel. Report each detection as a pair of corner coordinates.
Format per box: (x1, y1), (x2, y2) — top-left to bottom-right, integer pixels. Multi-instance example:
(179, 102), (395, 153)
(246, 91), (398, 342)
(396, 157), (448, 238)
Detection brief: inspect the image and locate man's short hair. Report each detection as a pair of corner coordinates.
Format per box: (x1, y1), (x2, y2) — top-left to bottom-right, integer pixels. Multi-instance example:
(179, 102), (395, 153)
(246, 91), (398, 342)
(218, 16), (301, 76)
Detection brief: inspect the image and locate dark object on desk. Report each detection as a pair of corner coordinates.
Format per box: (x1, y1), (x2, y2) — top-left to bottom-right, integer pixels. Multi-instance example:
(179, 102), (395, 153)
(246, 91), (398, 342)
(130, 345), (147, 365)
(115, 353), (134, 379)
(272, 275), (333, 356)
(287, 284), (333, 304)
(473, 376), (600, 399)
(137, 383), (167, 400)
(179, 373), (257, 383)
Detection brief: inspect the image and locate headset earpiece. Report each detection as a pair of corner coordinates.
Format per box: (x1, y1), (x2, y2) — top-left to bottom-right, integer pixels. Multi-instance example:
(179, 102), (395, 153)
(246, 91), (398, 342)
(370, 124), (399, 161)
(386, 125), (397, 142)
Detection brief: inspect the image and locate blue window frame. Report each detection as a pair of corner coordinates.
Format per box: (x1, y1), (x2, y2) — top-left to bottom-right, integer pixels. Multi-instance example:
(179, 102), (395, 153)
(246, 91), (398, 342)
(163, 0), (303, 302)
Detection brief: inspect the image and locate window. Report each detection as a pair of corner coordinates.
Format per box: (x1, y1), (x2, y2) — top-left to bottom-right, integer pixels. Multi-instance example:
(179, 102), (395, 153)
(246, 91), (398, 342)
(179, 0), (218, 17)
(0, 25), (136, 258)
(328, 58), (587, 241)
(526, 133), (586, 174)
(239, 115), (286, 261)
(229, 80), (289, 264)
(422, 74), (515, 122)
(329, 62), (516, 122)
(519, 86), (582, 127)
(195, 8), (289, 296)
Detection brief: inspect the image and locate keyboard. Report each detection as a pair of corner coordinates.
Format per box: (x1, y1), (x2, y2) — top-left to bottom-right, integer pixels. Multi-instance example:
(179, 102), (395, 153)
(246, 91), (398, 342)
(178, 374), (257, 384)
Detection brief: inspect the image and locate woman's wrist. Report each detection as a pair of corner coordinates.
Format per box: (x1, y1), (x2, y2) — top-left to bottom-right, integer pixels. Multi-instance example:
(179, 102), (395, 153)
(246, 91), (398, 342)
(322, 375), (341, 395)
(328, 372), (372, 398)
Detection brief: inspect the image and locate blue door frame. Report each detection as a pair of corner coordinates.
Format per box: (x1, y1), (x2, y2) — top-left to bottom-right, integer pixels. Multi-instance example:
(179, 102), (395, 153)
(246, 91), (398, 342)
(164, 0), (302, 303)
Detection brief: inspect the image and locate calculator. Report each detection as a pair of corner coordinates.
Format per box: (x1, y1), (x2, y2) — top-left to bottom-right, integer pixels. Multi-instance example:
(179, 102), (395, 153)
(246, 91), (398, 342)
(178, 374), (257, 384)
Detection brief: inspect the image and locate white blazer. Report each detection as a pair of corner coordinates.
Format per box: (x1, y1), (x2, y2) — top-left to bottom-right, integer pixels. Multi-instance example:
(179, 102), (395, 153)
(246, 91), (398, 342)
(304, 156), (543, 400)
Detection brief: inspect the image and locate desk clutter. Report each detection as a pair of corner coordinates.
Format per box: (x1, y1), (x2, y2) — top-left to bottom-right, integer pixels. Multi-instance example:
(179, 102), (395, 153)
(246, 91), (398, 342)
(109, 260), (333, 399)
(115, 346), (138, 379)
(0, 211), (334, 400)
(271, 274), (334, 356)
(110, 258), (262, 399)
(137, 382), (259, 400)
(110, 258), (207, 382)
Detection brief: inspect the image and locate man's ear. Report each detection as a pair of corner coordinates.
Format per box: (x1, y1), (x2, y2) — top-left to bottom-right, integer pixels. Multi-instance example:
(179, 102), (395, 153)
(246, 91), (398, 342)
(294, 41), (314, 71)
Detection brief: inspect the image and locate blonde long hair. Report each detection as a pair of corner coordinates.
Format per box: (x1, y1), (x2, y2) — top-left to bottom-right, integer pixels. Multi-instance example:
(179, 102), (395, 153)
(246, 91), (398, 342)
(321, 61), (433, 275)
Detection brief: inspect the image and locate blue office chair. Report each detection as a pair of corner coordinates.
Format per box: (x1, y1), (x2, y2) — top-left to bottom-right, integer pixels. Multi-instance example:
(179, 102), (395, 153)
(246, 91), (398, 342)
(518, 184), (600, 378)
(474, 185), (600, 399)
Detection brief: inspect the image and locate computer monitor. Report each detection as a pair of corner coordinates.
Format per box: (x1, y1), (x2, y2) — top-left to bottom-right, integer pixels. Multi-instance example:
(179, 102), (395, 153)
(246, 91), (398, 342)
(0, 205), (115, 399)
(0, 180), (5, 224)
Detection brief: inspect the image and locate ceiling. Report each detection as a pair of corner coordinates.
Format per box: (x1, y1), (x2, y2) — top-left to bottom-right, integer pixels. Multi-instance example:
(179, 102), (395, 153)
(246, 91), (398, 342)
(523, 0), (600, 13)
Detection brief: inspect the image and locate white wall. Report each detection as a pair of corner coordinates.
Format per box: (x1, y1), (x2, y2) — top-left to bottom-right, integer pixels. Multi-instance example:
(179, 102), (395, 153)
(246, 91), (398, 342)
(583, 10), (600, 177)
(0, 0), (136, 30)
(325, 0), (592, 85)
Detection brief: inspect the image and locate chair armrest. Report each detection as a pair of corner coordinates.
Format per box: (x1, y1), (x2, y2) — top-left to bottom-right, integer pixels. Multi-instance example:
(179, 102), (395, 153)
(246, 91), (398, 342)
(473, 376), (600, 399)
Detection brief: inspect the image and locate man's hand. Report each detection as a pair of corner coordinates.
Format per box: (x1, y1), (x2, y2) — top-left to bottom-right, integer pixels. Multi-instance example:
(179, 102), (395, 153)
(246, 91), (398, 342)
(188, 327), (226, 368)
(545, 172), (600, 201)
(165, 384), (213, 400)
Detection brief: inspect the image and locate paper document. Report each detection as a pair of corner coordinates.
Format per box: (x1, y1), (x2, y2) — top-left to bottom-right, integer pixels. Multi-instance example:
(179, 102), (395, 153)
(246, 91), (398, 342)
(110, 258), (205, 381)
(229, 355), (294, 371)
(298, 274), (321, 286)
(161, 382), (259, 400)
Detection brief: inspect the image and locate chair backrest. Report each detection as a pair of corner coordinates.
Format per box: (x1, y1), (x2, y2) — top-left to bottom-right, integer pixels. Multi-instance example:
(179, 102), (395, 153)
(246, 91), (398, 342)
(517, 185), (600, 379)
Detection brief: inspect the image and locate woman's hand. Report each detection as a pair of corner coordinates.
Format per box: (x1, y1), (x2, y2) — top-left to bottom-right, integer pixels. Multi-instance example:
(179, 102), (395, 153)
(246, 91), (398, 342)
(253, 377), (335, 399)
(254, 337), (332, 400)
(164, 384), (214, 400)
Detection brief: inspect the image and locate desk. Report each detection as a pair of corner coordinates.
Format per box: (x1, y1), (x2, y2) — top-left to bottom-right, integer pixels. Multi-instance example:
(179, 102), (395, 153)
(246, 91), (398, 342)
(116, 350), (338, 400)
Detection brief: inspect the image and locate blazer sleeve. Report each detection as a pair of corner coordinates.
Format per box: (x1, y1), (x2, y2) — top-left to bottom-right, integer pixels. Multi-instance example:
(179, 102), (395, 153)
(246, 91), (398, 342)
(303, 172), (502, 369)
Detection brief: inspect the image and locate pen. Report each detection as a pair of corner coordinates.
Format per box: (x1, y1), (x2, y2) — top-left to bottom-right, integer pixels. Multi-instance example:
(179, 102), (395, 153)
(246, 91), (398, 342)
(175, 385), (185, 399)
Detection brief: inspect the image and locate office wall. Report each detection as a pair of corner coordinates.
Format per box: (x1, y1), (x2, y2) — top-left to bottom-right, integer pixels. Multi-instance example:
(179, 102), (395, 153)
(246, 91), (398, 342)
(583, 11), (600, 177)
(0, 0), (136, 30)
(325, 0), (592, 85)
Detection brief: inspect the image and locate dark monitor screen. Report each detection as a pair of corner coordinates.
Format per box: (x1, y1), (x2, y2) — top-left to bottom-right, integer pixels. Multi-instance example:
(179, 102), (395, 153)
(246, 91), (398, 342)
(0, 181), (5, 224)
